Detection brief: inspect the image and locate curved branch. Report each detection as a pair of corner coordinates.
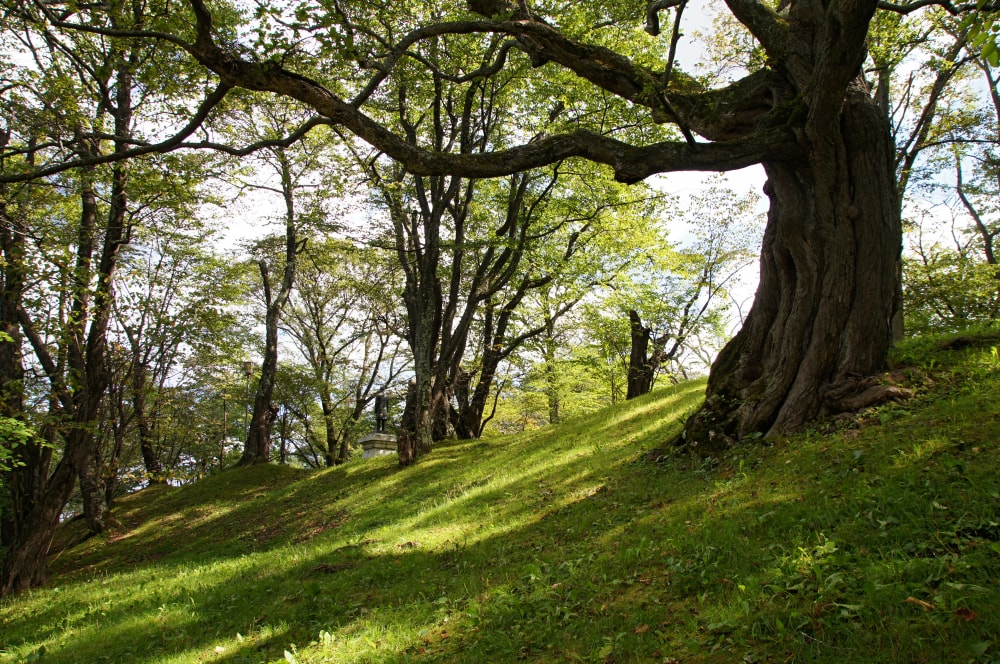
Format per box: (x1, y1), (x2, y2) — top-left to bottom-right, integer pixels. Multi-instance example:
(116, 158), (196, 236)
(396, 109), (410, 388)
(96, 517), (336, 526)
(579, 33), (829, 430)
(173, 1), (797, 180)
(645, 0), (685, 36)
(877, 0), (1000, 14)
(31, 0), (197, 52)
(176, 117), (334, 155)
(0, 82), (233, 184)
(722, 0), (787, 58)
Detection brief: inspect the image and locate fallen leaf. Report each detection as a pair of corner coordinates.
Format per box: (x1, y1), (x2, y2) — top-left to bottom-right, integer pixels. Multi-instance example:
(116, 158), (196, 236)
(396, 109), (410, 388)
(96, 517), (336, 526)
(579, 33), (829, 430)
(954, 607), (977, 622)
(906, 596), (935, 611)
(635, 624), (650, 634)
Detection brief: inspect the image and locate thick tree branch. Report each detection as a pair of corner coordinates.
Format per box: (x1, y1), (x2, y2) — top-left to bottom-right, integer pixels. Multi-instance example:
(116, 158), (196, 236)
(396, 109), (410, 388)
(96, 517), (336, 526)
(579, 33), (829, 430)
(808, 0), (880, 117)
(178, 6), (795, 182)
(722, 0), (788, 58)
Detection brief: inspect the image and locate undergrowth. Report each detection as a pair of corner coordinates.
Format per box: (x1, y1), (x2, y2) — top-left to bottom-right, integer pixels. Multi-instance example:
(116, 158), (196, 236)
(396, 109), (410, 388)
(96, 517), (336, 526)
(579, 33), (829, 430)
(1, 334), (999, 663)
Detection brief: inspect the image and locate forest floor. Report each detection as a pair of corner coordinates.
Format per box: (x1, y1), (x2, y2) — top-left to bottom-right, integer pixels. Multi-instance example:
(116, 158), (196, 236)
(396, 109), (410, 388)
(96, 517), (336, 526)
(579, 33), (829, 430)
(2, 331), (1000, 663)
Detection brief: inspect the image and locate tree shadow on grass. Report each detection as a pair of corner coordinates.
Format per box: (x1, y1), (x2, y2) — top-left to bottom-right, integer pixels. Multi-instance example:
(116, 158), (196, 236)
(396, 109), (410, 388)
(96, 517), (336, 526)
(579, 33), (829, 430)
(4, 382), (716, 662)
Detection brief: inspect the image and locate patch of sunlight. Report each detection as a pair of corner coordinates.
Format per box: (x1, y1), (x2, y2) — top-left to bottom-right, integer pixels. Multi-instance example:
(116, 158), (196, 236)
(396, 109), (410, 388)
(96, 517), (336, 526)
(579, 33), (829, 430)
(892, 436), (951, 467)
(159, 622), (291, 664)
(547, 481), (607, 514)
(305, 605), (447, 663)
(388, 451), (601, 536)
(703, 490), (804, 520)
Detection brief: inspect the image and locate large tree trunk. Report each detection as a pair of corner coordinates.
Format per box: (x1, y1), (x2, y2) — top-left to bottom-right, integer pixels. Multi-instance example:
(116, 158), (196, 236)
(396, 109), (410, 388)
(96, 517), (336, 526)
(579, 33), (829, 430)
(678, 87), (903, 453)
(397, 296), (439, 465)
(431, 387), (451, 442)
(241, 384), (277, 465)
(0, 194), (31, 547)
(541, 323), (560, 425)
(0, 430), (92, 596)
(396, 378), (428, 466)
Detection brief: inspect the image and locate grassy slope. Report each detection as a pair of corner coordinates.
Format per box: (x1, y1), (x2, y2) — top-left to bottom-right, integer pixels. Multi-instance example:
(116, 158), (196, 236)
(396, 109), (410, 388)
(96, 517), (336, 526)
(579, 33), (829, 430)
(2, 341), (1000, 663)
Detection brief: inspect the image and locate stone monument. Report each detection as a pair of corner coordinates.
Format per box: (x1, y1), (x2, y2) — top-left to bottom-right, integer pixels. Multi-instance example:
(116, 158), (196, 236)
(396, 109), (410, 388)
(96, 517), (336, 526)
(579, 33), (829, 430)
(360, 389), (397, 458)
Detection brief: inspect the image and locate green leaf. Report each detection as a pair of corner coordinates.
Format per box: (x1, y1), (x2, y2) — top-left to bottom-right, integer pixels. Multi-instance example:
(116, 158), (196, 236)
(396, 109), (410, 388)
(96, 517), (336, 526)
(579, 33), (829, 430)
(983, 41), (1000, 67)
(969, 641), (991, 657)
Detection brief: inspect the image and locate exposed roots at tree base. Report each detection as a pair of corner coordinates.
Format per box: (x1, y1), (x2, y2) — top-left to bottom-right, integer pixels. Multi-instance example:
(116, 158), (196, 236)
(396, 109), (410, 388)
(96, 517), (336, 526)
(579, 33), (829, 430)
(823, 374), (913, 413)
(647, 373), (914, 462)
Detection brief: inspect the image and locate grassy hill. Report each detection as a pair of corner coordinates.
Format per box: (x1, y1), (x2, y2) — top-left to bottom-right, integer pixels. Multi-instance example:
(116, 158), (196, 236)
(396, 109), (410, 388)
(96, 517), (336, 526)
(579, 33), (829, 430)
(2, 335), (1000, 663)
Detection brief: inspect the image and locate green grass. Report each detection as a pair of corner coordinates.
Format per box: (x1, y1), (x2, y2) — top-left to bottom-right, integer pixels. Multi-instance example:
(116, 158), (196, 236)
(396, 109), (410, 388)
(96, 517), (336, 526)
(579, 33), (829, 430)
(3, 337), (1000, 663)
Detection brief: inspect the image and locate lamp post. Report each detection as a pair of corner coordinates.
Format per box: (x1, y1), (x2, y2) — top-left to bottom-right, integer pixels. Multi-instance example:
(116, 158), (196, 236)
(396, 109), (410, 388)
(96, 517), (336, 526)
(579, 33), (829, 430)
(242, 360), (255, 441)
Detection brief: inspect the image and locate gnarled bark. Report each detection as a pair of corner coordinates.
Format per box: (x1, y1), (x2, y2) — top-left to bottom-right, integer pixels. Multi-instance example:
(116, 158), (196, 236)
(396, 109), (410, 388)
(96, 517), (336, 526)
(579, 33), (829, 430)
(678, 86), (901, 453)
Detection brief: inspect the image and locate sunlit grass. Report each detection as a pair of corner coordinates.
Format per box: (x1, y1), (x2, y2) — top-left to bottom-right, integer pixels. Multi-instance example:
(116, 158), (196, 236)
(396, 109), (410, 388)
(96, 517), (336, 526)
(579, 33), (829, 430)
(3, 344), (1000, 663)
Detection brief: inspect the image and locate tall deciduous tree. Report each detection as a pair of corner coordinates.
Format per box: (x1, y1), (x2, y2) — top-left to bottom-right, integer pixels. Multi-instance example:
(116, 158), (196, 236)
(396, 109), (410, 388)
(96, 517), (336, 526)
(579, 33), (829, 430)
(231, 105), (341, 466)
(621, 183), (762, 399)
(281, 238), (408, 466)
(0, 0), (156, 591)
(0, 0), (233, 595)
(902, 37), (1000, 332)
(108, 219), (245, 484)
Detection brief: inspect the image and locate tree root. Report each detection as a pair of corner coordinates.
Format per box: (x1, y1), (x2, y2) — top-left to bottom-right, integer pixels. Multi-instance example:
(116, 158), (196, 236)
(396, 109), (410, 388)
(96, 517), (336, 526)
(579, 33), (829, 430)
(936, 332), (1000, 351)
(823, 375), (913, 414)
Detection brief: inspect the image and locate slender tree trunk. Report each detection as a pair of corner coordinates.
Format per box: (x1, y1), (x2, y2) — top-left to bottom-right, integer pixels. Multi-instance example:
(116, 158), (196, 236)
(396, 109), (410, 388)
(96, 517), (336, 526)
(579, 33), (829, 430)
(626, 310), (654, 399)
(132, 362), (164, 480)
(70, 162), (105, 535)
(451, 368), (474, 439)
(78, 446), (105, 533)
(336, 429), (351, 465)
(542, 326), (560, 425)
(319, 394), (338, 467)
(278, 409), (289, 464)
(678, 88), (904, 453)
(104, 416), (126, 506)
(239, 153), (298, 466)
